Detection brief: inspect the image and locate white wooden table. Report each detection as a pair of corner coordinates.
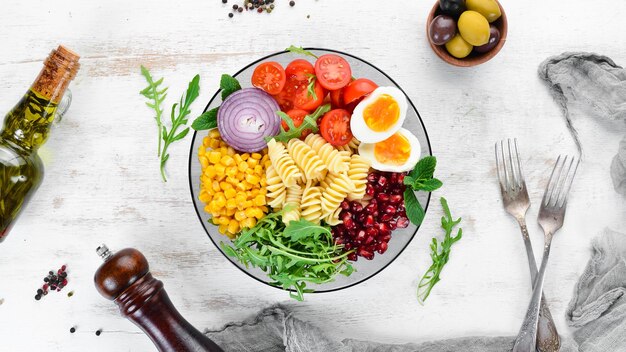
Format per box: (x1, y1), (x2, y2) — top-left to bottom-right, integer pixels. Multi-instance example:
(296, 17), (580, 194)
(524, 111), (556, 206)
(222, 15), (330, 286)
(1, 0), (626, 350)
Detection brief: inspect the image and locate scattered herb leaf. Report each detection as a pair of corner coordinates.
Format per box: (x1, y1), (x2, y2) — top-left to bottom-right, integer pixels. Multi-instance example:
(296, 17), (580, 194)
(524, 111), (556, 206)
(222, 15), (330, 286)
(141, 67), (201, 182)
(270, 104), (330, 143)
(404, 189), (425, 227)
(140, 66), (168, 156)
(285, 45), (319, 59)
(221, 209), (353, 301)
(417, 197), (463, 304)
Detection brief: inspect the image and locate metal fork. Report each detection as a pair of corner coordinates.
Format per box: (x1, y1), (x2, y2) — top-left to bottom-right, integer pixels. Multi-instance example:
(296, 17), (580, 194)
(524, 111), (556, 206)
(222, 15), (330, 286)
(495, 139), (560, 352)
(512, 155), (579, 352)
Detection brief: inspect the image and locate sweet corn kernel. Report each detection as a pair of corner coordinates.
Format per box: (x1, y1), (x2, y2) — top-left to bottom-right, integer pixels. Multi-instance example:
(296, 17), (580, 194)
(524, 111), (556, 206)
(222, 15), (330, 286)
(227, 147), (236, 156)
(254, 165), (263, 175)
(235, 182), (246, 191)
(246, 174), (260, 185)
(215, 164), (226, 176)
(199, 156), (209, 169)
(241, 153), (250, 161)
(240, 217), (256, 229)
(247, 158), (258, 168)
(212, 181), (221, 192)
(226, 208), (236, 216)
(226, 198), (237, 209)
(227, 220), (239, 234)
(227, 176), (239, 185)
(226, 166), (237, 178)
(251, 153), (262, 160)
(224, 188), (237, 199)
(236, 172), (245, 180)
(220, 181), (232, 190)
(254, 195), (266, 206)
(244, 207), (257, 218)
(221, 155), (234, 166)
(218, 224), (228, 234)
(204, 165), (216, 178)
(208, 151), (221, 164)
(243, 200), (253, 209)
(209, 129), (221, 138)
(238, 163), (249, 172)
(234, 211), (247, 221)
(210, 139), (221, 149)
(199, 192), (210, 203)
(203, 136), (211, 147)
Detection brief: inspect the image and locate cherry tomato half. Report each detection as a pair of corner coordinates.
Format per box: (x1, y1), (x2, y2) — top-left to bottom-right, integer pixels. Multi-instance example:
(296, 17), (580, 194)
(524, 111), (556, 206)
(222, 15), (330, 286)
(343, 78), (378, 105)
(314, 54), (352, 91)
(285, 59), (315, 81)
(330, 89), (345, 109)
(320, 109), (353, 147)
(251, 61), (286, 95)
(294, 80), (325, 111)
(281, 109), (312, 139)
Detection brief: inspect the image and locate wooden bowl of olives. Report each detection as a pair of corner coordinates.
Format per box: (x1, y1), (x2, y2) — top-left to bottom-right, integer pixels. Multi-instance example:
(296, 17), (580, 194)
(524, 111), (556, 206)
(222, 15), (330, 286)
(427, 0), (507, 67)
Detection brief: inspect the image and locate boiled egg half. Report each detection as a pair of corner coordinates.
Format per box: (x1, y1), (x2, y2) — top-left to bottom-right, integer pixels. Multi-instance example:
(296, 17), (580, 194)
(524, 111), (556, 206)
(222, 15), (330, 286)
(350, 86), (408, 143)
(358, 128), (421, 172)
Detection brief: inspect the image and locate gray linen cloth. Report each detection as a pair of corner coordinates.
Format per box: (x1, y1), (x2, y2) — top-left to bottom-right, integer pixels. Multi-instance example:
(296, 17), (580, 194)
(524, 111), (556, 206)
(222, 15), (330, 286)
(204, 53), (626, 351)
(537, 52), (626, 195)
(205, 229), (624, 351)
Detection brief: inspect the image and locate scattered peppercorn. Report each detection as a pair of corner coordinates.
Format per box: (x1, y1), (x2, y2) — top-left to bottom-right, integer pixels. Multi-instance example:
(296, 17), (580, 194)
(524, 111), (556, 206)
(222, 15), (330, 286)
(35, 265), (69, 300)
(67, 291), (74, 298)
(232, 4), (238, 9)
(289, 0), (295, 6)
(222, 0), (227, 3)
(95, 329), (102, 336)
(238, 7), (243, 12)
(228, 12), (234, 18)
(70, 327), (76, 333)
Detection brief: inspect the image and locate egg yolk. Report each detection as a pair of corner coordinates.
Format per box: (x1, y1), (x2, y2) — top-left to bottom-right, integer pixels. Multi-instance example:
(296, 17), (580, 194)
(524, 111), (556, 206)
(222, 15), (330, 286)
(363, 94), (400, 132)
(374, 132), (411, 165)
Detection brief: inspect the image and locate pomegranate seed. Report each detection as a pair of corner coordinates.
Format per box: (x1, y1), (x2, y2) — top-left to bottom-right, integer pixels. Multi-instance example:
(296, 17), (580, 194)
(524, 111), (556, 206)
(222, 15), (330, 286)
(388, 220), (397, 230)
(358, 248), (374, 260)
(381, 234), (392, 242)
(377, 193), (390, 202)
(341, 201), (350, 210)
(398, 174), (405, 183)
(348, 253), (358, 261)
(366, 228), (377, 237)
(61, 265), (67, 271)
(356, 213), (366, 223)
(345, 243), (353, 250)
(377, 176), (387, 187)
(356, 230), (366, 242)
(384, 205), (396, 214)
(352, 203), (363, 213)
(335, 237), (344, 245)
(366, 184), (375, 196)
(367, 173), (378, 182)
(390, 173), (398, 183)
(365, 215), (375, 227)
(389, 194), (403, 204)
(365, 236), (375, 245)
(344, 218), (355, 229)
(380, 213), (393, 222)
(397, 217), (410, 228)
(365, 203), (377, 214)
(377, 242), (388, 254)
(380, 229), (392, 238)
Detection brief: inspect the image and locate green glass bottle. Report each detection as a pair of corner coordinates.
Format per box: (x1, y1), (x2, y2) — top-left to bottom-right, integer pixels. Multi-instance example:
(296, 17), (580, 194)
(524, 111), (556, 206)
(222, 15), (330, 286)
(0, 45), (80, 242)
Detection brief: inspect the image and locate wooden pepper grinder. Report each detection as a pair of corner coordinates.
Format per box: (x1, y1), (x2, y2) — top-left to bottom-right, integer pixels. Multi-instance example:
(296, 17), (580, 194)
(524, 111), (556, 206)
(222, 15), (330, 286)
(94, 245), (224, 352)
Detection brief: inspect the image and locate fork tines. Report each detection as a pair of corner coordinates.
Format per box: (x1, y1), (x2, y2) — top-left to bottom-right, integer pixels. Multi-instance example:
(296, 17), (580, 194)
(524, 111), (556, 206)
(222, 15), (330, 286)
(542, 155), (579, 208)
(495, 139), (525, 192)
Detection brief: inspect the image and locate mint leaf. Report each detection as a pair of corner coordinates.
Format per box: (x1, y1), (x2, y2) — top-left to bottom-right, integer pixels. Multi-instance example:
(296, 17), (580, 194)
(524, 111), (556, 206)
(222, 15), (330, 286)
(192, 107), (219, 130)
(414, 178), (443, 192)
(220, 74), (242, 100)
(285, 45), (318, 59)
(404, 189), (425, 227)
(409, 156), (437, 180)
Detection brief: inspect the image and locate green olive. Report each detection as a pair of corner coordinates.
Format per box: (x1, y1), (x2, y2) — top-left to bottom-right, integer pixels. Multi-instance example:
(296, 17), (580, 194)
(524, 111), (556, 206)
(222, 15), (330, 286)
(458, 11), (490, 46)
(445, 34), (473, 59)
(466, 0), (501, 23)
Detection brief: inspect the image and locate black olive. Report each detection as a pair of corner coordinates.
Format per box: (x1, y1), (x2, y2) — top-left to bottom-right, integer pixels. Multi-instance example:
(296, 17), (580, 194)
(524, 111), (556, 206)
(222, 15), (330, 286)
(438, 0), (465, 17)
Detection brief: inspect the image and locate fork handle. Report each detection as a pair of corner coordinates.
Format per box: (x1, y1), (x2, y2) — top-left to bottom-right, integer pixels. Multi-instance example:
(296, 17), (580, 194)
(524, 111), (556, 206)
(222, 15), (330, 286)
(512, 236), (552, 352)
(517, 221), (560, 352)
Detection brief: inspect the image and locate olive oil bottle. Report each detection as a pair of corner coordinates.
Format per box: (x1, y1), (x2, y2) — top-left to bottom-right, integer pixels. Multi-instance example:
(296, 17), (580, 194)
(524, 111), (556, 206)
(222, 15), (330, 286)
(0, 46), (80, 242)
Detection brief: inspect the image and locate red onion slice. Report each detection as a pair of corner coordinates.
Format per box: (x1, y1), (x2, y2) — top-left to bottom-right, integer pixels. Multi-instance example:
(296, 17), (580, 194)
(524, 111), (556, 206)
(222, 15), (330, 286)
(217, 88), (281, 153)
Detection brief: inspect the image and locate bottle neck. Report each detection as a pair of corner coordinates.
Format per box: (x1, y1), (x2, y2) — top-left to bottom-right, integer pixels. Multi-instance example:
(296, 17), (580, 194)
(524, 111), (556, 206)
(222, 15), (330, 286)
(1, 46), (79, 151)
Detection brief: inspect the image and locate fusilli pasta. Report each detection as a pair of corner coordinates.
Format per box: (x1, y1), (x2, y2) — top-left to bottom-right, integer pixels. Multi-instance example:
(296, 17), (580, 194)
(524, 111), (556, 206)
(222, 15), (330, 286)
(320, 172), (355, 218)
(347, 154), (371, 201)
(287, 138), (326, 181)
(267, 138), (302, 188)
(301, 181), (322, 224)
(304, 134), (350, 173)
(282, 185), (303, 225)
(266, 164), (286, 209)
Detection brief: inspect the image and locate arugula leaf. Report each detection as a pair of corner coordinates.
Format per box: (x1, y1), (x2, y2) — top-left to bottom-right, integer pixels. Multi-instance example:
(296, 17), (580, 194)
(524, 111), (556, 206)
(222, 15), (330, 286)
(220, 74), (242, 100)
(140, 66), (168, 156)
(306, 75), (318, 100)
(270, 104), (331, 143)
(417, 197), (463, 304)
(157, 73), (201, 182)
(404, 189), (425, 227)
(285, 45), (319, 59)
(222, 211), (354, 301)
(283, 219), (331, 241)
(192, 107), (219, 131)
